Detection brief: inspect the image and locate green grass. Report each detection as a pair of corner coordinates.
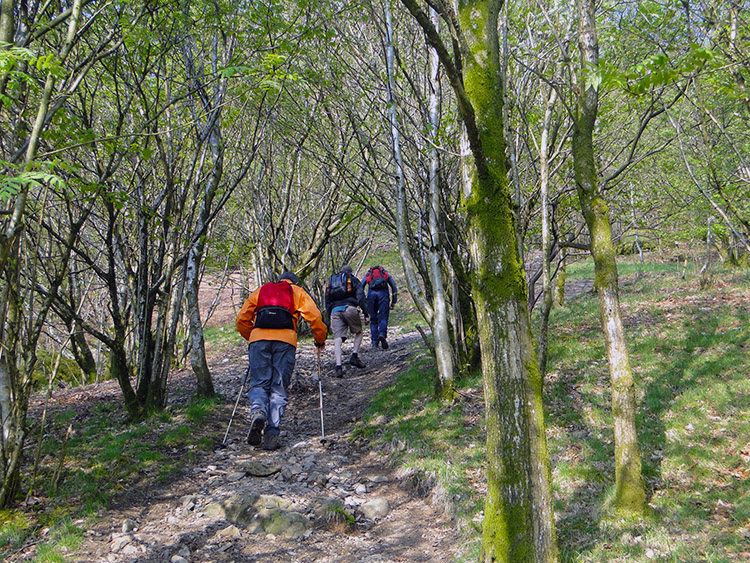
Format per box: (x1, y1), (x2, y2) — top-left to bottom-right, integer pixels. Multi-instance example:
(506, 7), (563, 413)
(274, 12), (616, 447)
(2, 398), (223, 563)
(8, 253), (748, 562)
(203, 323), (238, 352)
(185, 396), (219, 423)
(0, 511), (83, 563)
(353, 359), (486, 555)
(356, 256), (750, 562)
(0, 510), (34, 552)
(547, 258), (750, 562)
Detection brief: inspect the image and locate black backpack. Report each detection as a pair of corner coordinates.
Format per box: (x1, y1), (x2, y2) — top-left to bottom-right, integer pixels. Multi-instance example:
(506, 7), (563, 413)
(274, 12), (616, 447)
(327, 272), (355, 301)
(365, 266), (389, 290)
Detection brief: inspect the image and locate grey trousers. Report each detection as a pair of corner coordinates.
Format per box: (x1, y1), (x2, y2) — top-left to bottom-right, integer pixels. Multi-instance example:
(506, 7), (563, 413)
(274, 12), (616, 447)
(247, 340), (296, 435)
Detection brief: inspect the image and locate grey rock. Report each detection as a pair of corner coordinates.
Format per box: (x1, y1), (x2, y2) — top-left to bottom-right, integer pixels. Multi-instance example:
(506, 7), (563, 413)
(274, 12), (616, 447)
(240, 460), (281, 477)
(181, 495), (196, 511)
(121, 519), (137, 533)
(204, 493), (260, 524)
(110, 534), (132, 553)
(202, 493), (312, 538)
(217, 524), (242, 539)
(254, 494), (293, 513)
(307, 472), (328, 487)
(344, 495), (365, 507)
(248, 509), (311, 538)
(121, 544), (139, 556)
(359, 497), (391, 520)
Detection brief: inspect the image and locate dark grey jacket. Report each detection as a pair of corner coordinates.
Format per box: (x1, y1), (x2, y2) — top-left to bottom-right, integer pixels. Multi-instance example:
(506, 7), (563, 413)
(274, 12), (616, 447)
(325, 272), (367, 316)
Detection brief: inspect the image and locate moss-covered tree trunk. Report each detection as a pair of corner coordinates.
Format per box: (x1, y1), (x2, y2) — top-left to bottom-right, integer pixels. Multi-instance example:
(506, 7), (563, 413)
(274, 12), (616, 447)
(398, 0), (557, 559)
(573, 0), (647, 514)
(462, 27), (557, 561)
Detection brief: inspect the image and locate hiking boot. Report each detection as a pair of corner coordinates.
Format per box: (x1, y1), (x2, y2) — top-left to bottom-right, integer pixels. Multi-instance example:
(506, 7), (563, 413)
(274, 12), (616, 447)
(246, 410), (266, 447)
(349, 353), (366, 368)
(378, 336), (389, 350)
(262, 432), (280, 451)
(335, 365), (344, 378)
(372, 339), (379, 349)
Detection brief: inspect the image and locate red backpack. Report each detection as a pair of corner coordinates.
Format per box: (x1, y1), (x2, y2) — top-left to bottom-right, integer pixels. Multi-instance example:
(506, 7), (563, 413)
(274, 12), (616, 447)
(254, 282), (296, 330)
(365, 266), (389, 290)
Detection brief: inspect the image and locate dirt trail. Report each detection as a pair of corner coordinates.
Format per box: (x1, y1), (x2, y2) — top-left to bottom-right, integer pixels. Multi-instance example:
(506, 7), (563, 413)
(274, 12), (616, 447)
(67, 330), (459, 563)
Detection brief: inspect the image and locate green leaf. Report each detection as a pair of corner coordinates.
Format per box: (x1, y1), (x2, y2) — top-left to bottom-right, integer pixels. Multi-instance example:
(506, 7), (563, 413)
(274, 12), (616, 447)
(585, 69), (603, 92)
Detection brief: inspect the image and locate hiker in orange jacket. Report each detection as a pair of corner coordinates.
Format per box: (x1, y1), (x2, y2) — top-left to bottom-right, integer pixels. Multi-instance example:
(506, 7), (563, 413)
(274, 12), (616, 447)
(236, 272), (327, 450)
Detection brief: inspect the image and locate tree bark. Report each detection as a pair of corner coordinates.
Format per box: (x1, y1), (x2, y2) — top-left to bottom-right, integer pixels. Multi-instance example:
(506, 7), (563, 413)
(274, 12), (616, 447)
(384, 0), (434, 325)
(0, 0), (12, 48)
(573, 0), (647, 515)
(553, 250), (566, 308)
(398, 0), (558, 558)
(0, 0), (86, 506)
(426, 7), (455, 398)
(181, 29), (234, 398)
(186, 239), (214, 397)
(537, 86), (557, 379)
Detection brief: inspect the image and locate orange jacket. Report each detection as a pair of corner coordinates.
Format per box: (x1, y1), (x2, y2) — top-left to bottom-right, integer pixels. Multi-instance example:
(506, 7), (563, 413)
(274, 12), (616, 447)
(236, 279), (328, 347)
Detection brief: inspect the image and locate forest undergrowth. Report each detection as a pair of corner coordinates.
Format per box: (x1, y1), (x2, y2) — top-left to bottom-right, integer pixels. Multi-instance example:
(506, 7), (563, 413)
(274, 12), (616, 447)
(1, 256), (749, 562)
(354, 257), (750, 562)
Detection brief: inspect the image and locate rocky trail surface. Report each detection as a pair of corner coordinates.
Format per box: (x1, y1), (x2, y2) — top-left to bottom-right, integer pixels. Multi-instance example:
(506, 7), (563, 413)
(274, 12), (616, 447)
(64, 331), (460, 563)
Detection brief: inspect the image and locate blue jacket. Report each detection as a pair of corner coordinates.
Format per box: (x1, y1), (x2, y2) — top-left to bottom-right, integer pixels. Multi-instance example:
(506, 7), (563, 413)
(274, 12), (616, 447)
(363, 268), (398, 305)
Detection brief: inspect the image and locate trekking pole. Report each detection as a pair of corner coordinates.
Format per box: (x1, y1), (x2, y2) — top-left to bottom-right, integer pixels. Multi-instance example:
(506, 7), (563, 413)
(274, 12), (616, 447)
(317, 353), (327, 445)
(221, 364), (250, 448)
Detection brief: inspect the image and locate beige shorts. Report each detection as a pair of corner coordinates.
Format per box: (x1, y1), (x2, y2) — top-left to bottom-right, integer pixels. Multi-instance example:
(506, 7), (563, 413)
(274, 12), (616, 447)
(330, 306), (363, 339)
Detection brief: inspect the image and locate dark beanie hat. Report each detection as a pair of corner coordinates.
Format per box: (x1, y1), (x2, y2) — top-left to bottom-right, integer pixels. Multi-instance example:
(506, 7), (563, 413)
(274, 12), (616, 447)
(342, 265), (353, 274)
(278, 271), (299, 284)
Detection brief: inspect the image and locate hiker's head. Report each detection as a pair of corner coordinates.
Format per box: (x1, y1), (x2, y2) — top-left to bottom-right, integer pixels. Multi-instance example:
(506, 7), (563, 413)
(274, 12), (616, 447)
(341, 265), (353, 275)
(278, 271), (299, 285)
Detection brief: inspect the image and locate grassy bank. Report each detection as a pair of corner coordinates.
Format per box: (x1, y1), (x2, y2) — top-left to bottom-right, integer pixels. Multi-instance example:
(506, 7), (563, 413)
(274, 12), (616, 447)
(0, 396), (220, 562)
(354, 258), (750, 562)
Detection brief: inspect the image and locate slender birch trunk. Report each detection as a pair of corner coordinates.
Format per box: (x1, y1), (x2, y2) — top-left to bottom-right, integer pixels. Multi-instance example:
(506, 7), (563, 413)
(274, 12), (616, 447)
(384, 0), (433, 322)
(450, 130), (481, 372)
(573, 0), (646, 514)
(181, 29), (235, 398)
(537, 86), (557, 378)
(426, 7), (455, 397)
(185, 131), (222, 398)
(554, 250), (566, 308)
(700, 216), (715, 288)
(501, 2), (525, 264)
(628, 185), (643, 275)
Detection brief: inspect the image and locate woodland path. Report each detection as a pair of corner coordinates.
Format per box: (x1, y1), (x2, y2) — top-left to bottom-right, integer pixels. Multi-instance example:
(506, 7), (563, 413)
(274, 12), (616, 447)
(65, 330), (461, 563)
